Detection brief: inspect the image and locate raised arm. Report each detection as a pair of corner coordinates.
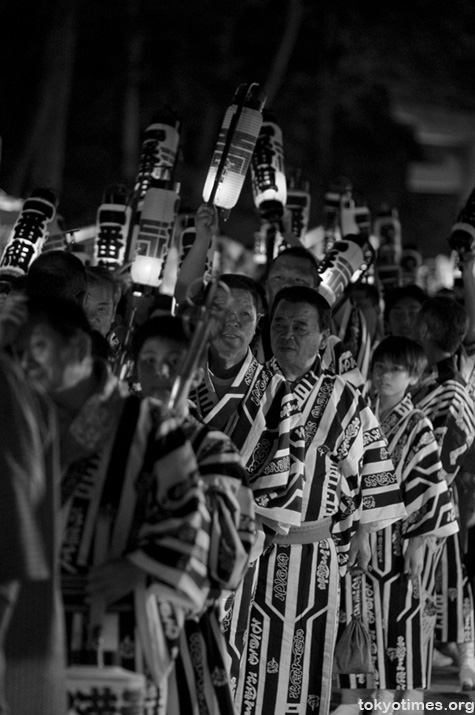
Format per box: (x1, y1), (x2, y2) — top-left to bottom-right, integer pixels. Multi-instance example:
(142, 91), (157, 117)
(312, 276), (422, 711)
(174, 203), (219, 306)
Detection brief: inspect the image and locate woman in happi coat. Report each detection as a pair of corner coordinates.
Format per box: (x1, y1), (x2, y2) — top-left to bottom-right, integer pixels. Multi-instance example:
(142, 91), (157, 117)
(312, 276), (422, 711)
(335, 336), (458, 714)
(187, 272), (305, 688)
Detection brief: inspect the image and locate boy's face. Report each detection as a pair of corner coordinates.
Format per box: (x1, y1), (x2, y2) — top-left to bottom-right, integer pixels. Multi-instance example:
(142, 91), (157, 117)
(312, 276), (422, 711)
(387, 297), (422, 340)
(137, 336), (188, 403)
(372, 359), (418, 400)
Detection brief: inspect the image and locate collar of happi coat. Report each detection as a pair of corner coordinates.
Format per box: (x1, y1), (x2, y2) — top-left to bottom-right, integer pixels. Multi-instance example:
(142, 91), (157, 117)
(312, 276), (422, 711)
(268, 354), (324, 405)
(374, 393), (414, 437)
(193, 348), (260, 431)
(59, 360), (126, 464)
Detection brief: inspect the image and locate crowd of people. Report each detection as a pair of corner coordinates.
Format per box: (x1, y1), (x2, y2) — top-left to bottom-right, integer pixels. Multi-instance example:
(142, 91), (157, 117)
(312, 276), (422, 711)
(1, 195), (475, 715)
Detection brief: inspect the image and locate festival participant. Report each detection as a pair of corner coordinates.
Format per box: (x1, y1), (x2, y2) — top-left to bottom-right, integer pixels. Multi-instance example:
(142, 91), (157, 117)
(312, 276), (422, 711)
(17, 295), (213, 711)
(411, 296), (475, 690)
(84, 266), (122, 338)
(188, 272), (305, 679)
(335, 336), (458, 715)
(0, 350), (66, 715)
(131, 314), (255, 714)
(231, 286), (405, 715)
(383, 284), (428, 340)
(27, 249), (88, 305)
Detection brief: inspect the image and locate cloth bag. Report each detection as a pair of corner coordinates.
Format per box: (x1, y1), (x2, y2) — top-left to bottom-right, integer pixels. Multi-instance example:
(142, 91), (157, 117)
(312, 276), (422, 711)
(333, 574), (373, 675)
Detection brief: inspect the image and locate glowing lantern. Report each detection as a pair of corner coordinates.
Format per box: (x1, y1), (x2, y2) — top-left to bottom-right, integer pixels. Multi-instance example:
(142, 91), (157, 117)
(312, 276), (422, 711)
(126, 110), (180, 262)
(317, 233), (368, 307)
(202, 83), (266, 211)
(251, 112), (286, 221)
(94, 185), (131, 269)
(0, 187), (57, 279)
(130, 179), (179, 288)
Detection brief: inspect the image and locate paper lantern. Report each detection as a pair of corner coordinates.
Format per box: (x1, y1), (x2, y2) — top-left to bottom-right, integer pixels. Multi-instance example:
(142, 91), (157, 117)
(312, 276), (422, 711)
(202, 83), (266, 210)
(0, 187), (57, 279)
(322, 177), (352, 252)
(126, 110), (180, 263)
(130, 179), (179, 288)
(94, 185), (131, 269)
(317, 233), (367, 307)
(251, 113), (286, 220)
(374, 204), (402, 267)
(285, 173), (311, 242)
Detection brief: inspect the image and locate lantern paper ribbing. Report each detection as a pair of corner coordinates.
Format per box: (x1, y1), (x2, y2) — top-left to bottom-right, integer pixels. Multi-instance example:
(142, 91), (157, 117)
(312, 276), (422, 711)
(130, 179), (179, 288)
(202, 83), (266, 210)
(94, 185), (131, 269)
(0, 187), (57, 278)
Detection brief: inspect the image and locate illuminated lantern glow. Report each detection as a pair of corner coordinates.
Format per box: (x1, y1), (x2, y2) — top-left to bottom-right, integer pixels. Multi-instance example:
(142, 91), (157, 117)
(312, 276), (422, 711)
(126, 111), (180, 262)
(94, 185), (131, 269)
(251, 115), (286, 220)
(202, 83), (266, 211)
(374, 204), (402, 270)
(0, 187), (57, 278)
(130, 179), (179, 288)
(317, 233), (367, 307)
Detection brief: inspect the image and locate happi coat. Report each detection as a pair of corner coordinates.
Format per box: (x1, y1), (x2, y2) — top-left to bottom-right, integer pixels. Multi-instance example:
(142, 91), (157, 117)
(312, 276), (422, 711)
(412, 357), (475, 645)
(58, 362), (227, 711)
(230, 356), (404, 715)
(190, 348), (305, 688)
(338, 394), (458, 692)
(155, 408), (256, 715)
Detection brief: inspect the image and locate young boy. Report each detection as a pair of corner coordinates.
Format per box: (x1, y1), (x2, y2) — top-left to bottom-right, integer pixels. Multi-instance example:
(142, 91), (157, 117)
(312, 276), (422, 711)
(335, 336), (458, 714)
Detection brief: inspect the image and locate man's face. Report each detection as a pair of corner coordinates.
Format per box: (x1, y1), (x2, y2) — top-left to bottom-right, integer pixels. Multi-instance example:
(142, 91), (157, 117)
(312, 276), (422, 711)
(211, 288), (259, 363)
(387, 297), (422, 340)
(266, 255), (318, 307)
(137, 337), (188, 402)
(271, 299), (327, 381)
(84, 284), (116, 336)
(21, 322), (79, 394)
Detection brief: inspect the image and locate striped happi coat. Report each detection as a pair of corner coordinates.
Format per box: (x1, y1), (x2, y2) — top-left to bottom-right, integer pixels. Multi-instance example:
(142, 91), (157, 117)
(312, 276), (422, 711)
(58, 365), (228, 709)
(190, 348), (304, 534)
(158, 409), (256, 715)
(411, 357), (475, 645)
(190, 349), (305, 694)
(338, 394), (458, 692)
(231, 357), (402, 715)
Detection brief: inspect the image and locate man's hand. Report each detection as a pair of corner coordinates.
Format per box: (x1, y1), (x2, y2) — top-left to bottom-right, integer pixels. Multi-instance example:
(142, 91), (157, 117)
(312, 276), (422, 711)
(195, 203), (219, 244)
(347, 527), (371, 574)
(404, 535), (424, 579)
(86, 558), (144, 607)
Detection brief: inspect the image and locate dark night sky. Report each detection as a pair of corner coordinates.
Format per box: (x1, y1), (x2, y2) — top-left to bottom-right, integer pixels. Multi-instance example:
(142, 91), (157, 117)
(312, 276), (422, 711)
(2, 0), (475, 254)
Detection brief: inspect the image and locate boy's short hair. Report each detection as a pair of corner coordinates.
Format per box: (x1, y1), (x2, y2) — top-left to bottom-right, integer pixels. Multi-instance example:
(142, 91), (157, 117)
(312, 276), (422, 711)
(371, 335), (427, 378)
(417, 296), (469, 355)
(270, 285), (332, 333)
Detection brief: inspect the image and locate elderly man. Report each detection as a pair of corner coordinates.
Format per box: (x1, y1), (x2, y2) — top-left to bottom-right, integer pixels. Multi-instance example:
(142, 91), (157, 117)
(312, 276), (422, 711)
(232, 286), (405, 715)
